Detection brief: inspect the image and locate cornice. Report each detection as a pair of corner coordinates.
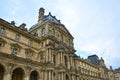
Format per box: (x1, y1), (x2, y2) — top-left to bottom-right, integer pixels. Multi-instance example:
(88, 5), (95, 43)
(0, 52), (42, 67)
(0, 18), (40, 42)
(0, 34), (39, 50)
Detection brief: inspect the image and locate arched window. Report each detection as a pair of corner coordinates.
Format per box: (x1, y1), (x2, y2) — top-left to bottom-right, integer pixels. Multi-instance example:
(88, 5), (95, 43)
(12, 68), (25, 80)
(41, 28), (46, 36)
(30, 71), (38, 80)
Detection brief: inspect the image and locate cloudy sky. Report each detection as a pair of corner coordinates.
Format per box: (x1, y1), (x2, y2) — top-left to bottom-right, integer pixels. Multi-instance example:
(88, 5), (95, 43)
(0, 0), (120, 69)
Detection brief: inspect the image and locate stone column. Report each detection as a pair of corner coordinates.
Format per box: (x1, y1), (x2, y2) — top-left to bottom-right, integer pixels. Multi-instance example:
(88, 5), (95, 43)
(24, 74), (29, 80)
(46, 48), (49, 62)
(49, 48), (52, 62)
(3, 72), (11, 80)
(51, 71), (54, 80)
(72, 57), (74, 69)
(58, 53), (60, 65)
(62, 72), (64, 80)
(60, 52), (62, 64)
(60, 52), (63, 64)
(50, 49), (52, 62)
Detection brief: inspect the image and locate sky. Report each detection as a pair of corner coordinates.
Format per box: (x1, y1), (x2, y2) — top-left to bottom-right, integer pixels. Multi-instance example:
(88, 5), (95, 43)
(0, 0), (120, 69)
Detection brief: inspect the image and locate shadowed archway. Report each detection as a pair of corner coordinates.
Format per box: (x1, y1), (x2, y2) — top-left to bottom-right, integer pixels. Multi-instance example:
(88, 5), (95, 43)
(30, 70), (39, 80)
(12, 68), (24, 80)
(0, 64), (5, 80)
(65, 74), (69, 80)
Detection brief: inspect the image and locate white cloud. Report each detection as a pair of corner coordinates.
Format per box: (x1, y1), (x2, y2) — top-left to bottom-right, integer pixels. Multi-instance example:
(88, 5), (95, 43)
(48, 0), (120, 69)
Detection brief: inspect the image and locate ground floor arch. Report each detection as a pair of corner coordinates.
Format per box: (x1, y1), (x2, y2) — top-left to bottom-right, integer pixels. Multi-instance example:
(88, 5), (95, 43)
(12, 68), (25, 80)
(30, 70), (39, 80)
(0, 64), (5, 80)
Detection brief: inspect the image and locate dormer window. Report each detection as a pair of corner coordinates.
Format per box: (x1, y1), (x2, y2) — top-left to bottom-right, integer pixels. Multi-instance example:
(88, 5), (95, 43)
(15, 34), (20, 41)
(0, 27), (5, 34)
(41, 28), (46, 36)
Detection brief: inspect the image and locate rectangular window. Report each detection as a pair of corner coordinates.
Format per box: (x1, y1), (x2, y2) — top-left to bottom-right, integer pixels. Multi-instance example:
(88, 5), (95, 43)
(0, 43), (2, 47)
(28, 40), (33, 46)
(12, 47), (18, 55)
(15, 34), (20, 41)
(0, 27), (4, 34)
(26, 52), (32, 59)
(53, 55), (56, 65)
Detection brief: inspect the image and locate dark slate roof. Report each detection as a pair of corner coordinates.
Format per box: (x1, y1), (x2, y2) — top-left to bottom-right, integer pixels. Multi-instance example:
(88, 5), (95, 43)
(29, 12), (61, 30)
(29, 23), (38, 30)
(88, 55), (100, 66)
(114, 67), (120, 72)
(44, 12), (60, 24)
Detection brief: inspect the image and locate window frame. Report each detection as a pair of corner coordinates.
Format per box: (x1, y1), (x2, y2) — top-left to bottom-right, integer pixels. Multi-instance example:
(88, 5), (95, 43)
(15, 34), (20, 41)
(28, 40), (33, 46)
(12, 47), (18, 55)
(0, 27), (5, 34)
(41, 28), (46, 36)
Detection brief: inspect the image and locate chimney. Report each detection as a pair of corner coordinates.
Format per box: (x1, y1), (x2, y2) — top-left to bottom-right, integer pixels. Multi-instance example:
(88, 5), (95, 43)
(38, 7), (45, 23)
(11, 21), (15, 25)
(19, 23), (26, 30)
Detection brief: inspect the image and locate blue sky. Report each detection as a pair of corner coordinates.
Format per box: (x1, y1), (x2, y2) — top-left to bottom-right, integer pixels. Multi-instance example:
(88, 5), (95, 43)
(0, 0), (120, 69)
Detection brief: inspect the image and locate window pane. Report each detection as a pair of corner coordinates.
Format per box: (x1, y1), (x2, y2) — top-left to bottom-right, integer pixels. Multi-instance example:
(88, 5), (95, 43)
(12, 47), (18, 55)
(15, 34), (20, 41)
(28, 40), (32, 46)
(0, 28), (4, 34)
(42, 28), (46, 36)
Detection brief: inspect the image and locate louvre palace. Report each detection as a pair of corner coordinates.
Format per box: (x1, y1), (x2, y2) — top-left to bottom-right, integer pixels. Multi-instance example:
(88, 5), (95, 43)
(0, 7), (120, 80)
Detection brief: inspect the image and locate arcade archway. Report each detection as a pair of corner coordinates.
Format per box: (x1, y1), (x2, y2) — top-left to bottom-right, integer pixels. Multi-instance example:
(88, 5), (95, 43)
(0, 64), (5, 80)
(12, 68), (24, 80)
(30, 70), (39, 80)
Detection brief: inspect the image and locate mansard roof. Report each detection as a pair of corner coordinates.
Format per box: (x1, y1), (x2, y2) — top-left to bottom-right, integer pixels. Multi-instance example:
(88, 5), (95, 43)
(29, 12), (61, 30)
(114, 67), (120, 72)
(88, 55), (100, 66)
(44, 12), (61, 24)
(29, 10), (74, 39)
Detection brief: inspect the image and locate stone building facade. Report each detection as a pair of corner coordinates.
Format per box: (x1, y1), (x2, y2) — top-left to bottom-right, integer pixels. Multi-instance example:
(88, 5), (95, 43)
(0, 7), (119, 80)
